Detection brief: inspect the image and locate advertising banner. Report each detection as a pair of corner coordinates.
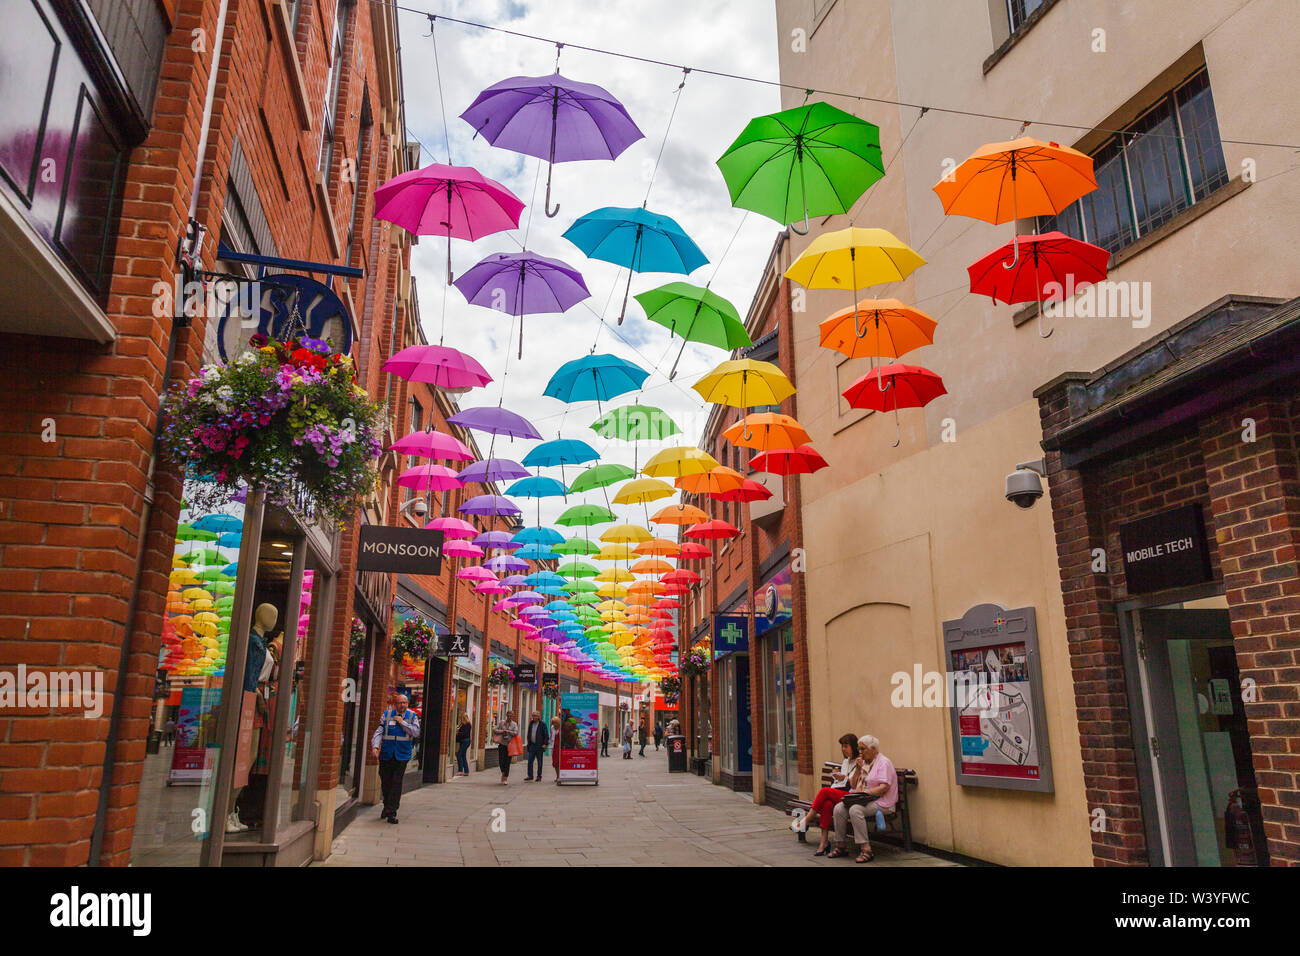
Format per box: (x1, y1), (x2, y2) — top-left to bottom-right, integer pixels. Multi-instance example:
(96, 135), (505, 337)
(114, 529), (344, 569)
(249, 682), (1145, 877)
(557, 691), (599, 784)
(169, 687), (221, 784)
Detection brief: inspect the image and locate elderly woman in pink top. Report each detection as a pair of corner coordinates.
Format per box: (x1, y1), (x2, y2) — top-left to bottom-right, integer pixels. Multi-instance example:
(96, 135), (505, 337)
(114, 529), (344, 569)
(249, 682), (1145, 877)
(827, 734), (898, 863)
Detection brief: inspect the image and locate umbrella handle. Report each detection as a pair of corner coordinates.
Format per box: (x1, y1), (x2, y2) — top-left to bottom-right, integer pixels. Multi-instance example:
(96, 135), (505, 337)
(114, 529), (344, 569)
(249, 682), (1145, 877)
(789, 215), (810, 236)
(892, 406), (901, 448)
(742, 419), (753, 442)
(618, 268), (633, 325)
(519, 314), (525, 359)
(1037, 299), (1054, 339)
(1002, 185), (1020, 270)
(544, 163), (560, 218)
(668, 338), (688, 381)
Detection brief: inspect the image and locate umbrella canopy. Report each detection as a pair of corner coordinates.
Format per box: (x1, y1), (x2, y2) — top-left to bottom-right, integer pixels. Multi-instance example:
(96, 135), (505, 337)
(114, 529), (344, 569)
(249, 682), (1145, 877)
(684, 520), (740, 540)
(932, 137), (1097, 225)
(396, 464), (463, 491)
(425, 517), (478, 539)
(557, 504), (617, 527)
(612, 478), (676, 505)
(453, 250), (590, 358)
(600, 523), (653, 544)
(693, 358), (795, 409)
(460, 72), (643, 217)
(569, 463), (635, 493)
(677, 466), (745, 495)
(642, 446), (720, 479)
(447, 406), (542, 440)
(484, 554), (530, 573)
(389, 430), (474, 461)
(843, 364), (947, 446)
(506, 475), (569, 498)
(750, 445), (830, 477)
(968, 231), (1109, 338)
(459, 458), (530, 484)
(649, 504), (708, 526)
(590, 404), (681, 442)
(784, 227), (925, 292)
(458, 566), (498, 582)
(383, 344), (492, 389)
(444, 540), (485, 558)
(633, 282), (752, 378)
(818, 298), (938, 360)
(544, 353), (649, 405)
(514, 526), (565, 546)
(176, 526), (218, 542)
(555, 536), (602, 555)
(630, 557), (674, 575)
(717, 101), (884, 231)
(522, 439), (600, 468)
(712, 478), (774, 502)
(192, 514), (242, 533)
(662, 569), (701, 586)
(563, 206), (709, 322)
(635, 538), (681, 558)
(595, 543), (637, 562)
(722, 412), (811, 451)
(515, 543), (559, 560)
(459, 495), (521, 517)
(473, 531), (521, 550)
(676, 542), (711, 560)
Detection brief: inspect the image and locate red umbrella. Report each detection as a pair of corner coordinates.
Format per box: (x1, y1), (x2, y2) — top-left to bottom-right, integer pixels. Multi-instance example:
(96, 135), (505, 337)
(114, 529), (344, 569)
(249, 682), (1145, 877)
(684, 520), (739, 540)
(652, 598), (682, 610)
(968, 231), (1109, 339)
(662, 569), (701, 586)
(750, 445), (828, 477)
(843, 364), (947, 447)
(710, 478), (773, 503)
(676, 543), (711, 561)
(662, 583), (690, 595)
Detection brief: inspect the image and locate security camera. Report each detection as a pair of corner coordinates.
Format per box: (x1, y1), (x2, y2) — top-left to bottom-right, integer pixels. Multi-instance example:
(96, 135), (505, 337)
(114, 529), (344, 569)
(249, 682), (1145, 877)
(1005, 459), (1046, 509)
(399, 498), (428, 517)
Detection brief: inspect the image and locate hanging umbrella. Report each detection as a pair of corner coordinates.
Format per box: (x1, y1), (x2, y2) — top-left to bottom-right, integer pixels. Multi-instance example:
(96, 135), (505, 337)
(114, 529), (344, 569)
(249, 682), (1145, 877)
(484, 554), (530, 573)
(459, 495), (521, 517)
(642, 446), (720, 479)
(523, 439), (600, 468)
(717, 101), (883, 232)
(192, 514), (242, 533)
(684, 520), (740, 540)
(515, 543), (559, 561)
(558, 561), (600, 578)
(563, 206), (709, 323)
(712, 479), (774, 503)
(662, 569), (701, 586)
(458, 566), (498, 583)
(692, 360), (795, 438)
(677, 466), (745, 495)
(676, 542), (711, 560)
(750, 445), (830, 476)
(454, 250), (590, 358)
(589, 404), (680, 442)
(721, 412), (812, 451)
(447, 406), (542, 440)
(634, 538), (681, 558)
(649, 504), (708, 526)
(444, 540), (485, 559)
(389, 430), (474, 461)
(555, 536), (602, 555)
(612, 478), (676, 505)
(507, 475), (569, 498)
(630, 557), (674, 575)
(373, 163), (524, 284)
(784, 227), (926, 298)
(474, 531), (522, 551)
(425, 516), (478, 539)
(842, 364), (947, 446)
(818, 298), (937, 359)
(544, 353), (649, 406)
(633, 282), (752, 378)
(595, 543), (638, 562)
(933, 137), (1097, 266)
(600, 523), (653, 544)
(459, 458), (530, 484)
(568, 463), (635, 494)
(215, 532), (242, 549)
(513, 526), (565, 547)
(383, 345), (492, 389)
(557, 504), (617, 527)
(967, 231), (1109, 338)
(395, 464), (464, 491)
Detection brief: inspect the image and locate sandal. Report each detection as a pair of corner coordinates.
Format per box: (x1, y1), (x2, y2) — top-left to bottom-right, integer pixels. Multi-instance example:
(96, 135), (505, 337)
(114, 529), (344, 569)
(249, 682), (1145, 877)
(855, 849), (874, 863)
(813, 846), (829, 857)
(825, 847), (847, 859)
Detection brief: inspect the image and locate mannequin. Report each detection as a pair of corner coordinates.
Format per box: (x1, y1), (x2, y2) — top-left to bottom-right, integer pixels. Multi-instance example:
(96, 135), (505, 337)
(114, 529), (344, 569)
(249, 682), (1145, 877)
(227, 603), (278, 834)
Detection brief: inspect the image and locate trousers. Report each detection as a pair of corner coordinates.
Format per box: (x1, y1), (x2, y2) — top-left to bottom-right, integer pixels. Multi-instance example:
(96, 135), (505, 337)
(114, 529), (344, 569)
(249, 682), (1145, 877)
(378, 758), (408, 818)
(527, 744), (545, 778)
(832, 798), (887, 847)
(497, 743), (512, 778)
(809, 786), (848, 829)
(455, 739), (470, 774)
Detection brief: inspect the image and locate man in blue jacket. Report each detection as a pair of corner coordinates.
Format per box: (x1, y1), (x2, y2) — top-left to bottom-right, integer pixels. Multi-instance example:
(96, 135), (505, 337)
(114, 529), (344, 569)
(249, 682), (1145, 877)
(370, 694), (420, 824)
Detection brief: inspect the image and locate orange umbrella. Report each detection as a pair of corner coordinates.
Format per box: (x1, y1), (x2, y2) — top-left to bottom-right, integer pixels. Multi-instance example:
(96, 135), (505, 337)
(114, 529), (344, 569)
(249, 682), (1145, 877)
(650, 503), (708, 525)
(722, 412), (811, 451)
(676, 466), (745, 495)
(627, 580), (666, 596)
(635, 537), (682, 558)
(818, 299), (937, 360)
(630, 557), (674, 575)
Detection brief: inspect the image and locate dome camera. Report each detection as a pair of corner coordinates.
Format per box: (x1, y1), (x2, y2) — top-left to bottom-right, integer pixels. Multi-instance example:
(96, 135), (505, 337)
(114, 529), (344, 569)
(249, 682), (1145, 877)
(1005, 459), (1046, 509)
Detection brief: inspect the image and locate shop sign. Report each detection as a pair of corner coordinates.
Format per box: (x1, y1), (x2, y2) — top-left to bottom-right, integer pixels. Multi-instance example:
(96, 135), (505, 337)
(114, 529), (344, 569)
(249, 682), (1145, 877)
(217, 272), (353, 362)
(1119, 504), (1213, 595)
(713, 614), (748, 657)
(541, 671), (559, 694)
(435, 632), (470, 657)
(357, 526), (444, 574)
(515, 662), (537, 684)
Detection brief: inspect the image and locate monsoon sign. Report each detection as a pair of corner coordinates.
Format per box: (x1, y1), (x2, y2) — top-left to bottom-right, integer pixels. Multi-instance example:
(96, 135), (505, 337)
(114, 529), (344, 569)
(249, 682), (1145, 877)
(356, 526), (444, 574)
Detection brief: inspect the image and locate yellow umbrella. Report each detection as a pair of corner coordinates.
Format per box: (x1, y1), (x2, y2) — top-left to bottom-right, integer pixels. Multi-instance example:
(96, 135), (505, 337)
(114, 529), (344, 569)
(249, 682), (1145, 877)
(594, 567), (635, 583)
(191, 621), (218, 638)
(596, 582), (630, 599)
(181, 587), (213, 600)
(642, 446), (719, 479)
(783, 226), (925, 292)
(189, 598), (216, 611)
(170, 569), (201, 586)
(612, 478), (676, 505)
(611, 632), (636, 648)
(600, 610), (628, 623)
(692, 358), (794, 410)
(596, 600), (628, 613)
(600, 523), (653, 544)
(191, 612), (221, 623)
(171, 555), (191, 568)
(595, 543), (637, 562)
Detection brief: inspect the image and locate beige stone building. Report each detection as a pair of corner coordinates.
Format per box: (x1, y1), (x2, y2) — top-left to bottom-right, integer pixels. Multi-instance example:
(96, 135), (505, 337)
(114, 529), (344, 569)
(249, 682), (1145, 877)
(771, 0), (1300, 865)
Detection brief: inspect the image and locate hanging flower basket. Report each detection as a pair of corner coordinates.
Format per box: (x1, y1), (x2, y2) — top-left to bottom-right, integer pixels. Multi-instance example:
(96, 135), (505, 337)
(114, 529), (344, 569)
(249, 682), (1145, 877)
(161, 334), (384, 526)
(391, 615), (436, 663)
(487, 661), (515, 686)
(542, 684), (559, 700)
(679, 644), (712, 679)
(659, 674), (681, 701)
(349, 617), (366, 657)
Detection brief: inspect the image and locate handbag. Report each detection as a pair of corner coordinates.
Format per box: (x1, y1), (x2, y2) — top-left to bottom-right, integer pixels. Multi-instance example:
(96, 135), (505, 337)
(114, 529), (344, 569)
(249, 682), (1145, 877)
(507, 734), (524, 757)
(841, 792), (874, 809)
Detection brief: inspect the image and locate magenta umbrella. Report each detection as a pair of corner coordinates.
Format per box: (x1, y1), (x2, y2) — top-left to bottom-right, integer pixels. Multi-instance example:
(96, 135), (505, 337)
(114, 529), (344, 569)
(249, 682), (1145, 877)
(475, 581), (510, 595)
(389, 429), (474, 461)
(425, 516), (477, 539)
(383, 345), (492, 390)
(396, 464), (463, 491)
(457, 566), (497, 582)
(443, 540), (484, 559)
(373, 162), (524, 285)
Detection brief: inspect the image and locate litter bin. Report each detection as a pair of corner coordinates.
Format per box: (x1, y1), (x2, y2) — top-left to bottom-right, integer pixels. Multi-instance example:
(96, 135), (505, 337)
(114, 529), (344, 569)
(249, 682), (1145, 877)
(667, 735), (687, 772)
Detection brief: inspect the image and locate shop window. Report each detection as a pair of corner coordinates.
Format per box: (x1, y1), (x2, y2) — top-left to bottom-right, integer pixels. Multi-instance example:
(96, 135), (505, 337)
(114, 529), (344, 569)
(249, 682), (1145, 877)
(763, 625), (798, 792)
(317, 2), (351, 189)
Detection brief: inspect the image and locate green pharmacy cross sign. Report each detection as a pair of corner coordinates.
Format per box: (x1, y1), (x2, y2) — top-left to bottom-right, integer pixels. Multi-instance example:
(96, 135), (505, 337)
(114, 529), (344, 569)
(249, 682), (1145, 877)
(713, 614), (748, 658)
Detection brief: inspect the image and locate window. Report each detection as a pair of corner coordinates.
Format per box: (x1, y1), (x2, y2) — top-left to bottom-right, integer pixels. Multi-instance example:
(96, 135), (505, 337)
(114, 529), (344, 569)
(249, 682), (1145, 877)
(318, 3), (350, 188)
(408, 397), (423, 434)
(1039, 68), (1229, 254)
(1006, 0), (1047, 33)
(346, 88), (372, 263)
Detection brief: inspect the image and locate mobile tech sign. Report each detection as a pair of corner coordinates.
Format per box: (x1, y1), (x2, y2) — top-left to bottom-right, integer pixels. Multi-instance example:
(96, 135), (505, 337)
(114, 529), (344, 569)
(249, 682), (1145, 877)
(356, 526), (444, 574)
(1119, 504), (1213, 595)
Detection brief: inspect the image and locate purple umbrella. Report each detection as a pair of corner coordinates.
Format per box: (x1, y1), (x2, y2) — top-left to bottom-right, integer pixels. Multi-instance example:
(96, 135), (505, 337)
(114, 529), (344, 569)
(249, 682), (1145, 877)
(474, 531), (521, 550)
(459, 457), (530, 483)
(459, 495), (521, 517)
(501, 574), (530, 588)
(447, 406), (542, 440)
(484, 554), (530, 574)
(460, 72), (643, 219)
(454, 251), (591, 358)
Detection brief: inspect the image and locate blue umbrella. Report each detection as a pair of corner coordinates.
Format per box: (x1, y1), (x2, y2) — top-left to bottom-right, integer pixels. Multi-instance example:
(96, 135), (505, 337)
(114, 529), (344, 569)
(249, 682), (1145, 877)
(537, 585), (573, 596)
(563, 206), (708, 323)
(525, 570), (567, 587)
(216, 532), (242, 548)
(221, 563), (239, 576)
(544, 353), (649, 405)
(513, 526), (566, 547)
(193, 514), (242, 533)
(515, 543), (559, 561)
(506, 475), (569, 498)
(522, 438), (600, 468)
(545, 600), (573, 612)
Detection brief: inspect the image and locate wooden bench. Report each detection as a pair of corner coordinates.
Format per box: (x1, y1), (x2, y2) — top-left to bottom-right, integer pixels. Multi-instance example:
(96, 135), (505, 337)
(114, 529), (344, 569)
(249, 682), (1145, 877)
(786, 760), (918, 853)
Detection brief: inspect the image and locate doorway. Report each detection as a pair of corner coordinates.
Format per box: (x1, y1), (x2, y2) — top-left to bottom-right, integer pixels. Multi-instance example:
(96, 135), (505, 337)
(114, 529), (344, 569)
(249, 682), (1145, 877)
(1127, 604), (1268, 866)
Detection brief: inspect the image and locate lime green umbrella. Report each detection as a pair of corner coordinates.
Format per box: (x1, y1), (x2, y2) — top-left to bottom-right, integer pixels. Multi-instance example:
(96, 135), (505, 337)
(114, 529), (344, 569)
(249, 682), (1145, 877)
(176, 526), (218, 542)
(634, 282), (752, 379)
(569, 463), (636, 494)
(556, 504), (617, 528)
(196, 569), (234, 582)
(717, 102), (883, 233)
(184, 548), (226, 564)
(590, 405), (680, 442)
(559, 561), (600, 579)
(554, 536), (602, 556)
(211, 581), (237, 594)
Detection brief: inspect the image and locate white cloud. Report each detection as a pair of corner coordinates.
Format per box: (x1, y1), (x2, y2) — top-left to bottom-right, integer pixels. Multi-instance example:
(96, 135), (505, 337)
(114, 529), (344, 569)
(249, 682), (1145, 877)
(396, 0), (782, 530)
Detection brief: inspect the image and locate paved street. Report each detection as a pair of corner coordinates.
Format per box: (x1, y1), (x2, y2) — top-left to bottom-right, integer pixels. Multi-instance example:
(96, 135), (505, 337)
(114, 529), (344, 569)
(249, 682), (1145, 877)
(318, 747), (957, 867)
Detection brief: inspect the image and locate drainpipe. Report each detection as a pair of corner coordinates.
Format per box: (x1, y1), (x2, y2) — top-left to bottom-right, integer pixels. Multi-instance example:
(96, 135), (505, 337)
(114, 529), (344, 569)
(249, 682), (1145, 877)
(89, 0), (232, 866)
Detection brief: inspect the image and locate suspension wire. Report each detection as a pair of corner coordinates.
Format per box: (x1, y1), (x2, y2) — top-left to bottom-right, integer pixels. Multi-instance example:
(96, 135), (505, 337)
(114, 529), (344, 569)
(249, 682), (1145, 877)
(426, 15), (453, 164)
(644, 68), (690, 207)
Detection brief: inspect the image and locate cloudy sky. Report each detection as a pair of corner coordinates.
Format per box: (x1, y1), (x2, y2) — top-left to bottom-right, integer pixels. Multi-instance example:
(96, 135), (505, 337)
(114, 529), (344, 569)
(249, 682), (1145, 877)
(395, 0), (782, 530)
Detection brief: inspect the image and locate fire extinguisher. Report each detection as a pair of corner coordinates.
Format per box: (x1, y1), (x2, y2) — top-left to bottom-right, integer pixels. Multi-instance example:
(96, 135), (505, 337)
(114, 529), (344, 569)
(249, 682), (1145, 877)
(1224, 789), (1259, 867)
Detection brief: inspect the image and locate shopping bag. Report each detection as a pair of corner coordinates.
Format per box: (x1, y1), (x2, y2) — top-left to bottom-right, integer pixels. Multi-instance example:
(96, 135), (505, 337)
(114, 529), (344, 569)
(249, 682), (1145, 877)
(507, 734), (524, 757)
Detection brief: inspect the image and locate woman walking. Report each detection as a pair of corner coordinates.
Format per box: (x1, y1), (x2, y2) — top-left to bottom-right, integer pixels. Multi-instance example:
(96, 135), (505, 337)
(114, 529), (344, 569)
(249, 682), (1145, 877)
(621, 721), (633, 759)
(492, 709), (520, 785)
(454, 711), (472, 777)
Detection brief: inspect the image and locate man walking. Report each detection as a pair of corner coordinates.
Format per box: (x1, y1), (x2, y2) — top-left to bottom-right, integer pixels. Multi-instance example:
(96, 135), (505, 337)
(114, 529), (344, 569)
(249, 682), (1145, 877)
(370, 693), (419, 824)
(653, 721), (664, 751)
(600, 725), (610, 756)
(638, 719), (649, 757)
(524, 710), (550, 781)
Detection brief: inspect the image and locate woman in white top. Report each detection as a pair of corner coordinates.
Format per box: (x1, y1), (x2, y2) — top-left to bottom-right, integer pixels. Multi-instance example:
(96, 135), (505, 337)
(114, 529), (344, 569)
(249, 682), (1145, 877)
(794, 733), (862, 856)
(492, 710), (520, 785)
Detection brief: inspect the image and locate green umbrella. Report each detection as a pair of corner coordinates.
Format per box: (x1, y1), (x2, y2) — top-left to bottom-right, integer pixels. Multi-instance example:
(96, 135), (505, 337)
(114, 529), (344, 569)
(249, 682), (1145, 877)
(717, 101), (883, 233)
(211, 581), (237, 594)
(554, 536), (602, 556)
(568, 463), (636, 494)
(184, 548), (226, 564)
(556, 504), (617, 528)
(634, 282), (752, 379)
(589, 405), (680, 442)
(196, 569), (235, 582)
(570, 589), (601, 601)
(176, 526), (218, 542)
(559, 561), (600, 579)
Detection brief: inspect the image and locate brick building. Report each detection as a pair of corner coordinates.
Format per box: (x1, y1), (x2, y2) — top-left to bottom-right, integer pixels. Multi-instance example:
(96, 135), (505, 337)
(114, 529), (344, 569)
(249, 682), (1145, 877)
(682, 230), (811, 809)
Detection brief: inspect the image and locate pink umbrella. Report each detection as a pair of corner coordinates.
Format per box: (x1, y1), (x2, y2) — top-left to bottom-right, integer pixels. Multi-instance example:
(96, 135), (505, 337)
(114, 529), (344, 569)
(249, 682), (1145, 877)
(389, 430), (474, 461)
(475, 581), (510, 594)
(457, 566), (497, 582)
(384, 345), (492, 390)
(396, 464), (463, 491)
(510, 619), (539, 631)
(443, 540), (484, 558)
(425, 516), (478, 539)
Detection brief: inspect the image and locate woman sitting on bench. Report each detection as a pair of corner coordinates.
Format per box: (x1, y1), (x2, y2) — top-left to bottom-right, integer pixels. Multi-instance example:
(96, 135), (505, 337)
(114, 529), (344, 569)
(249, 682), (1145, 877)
(828, 734), (898, 863)
(795, 732), (861, 856)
